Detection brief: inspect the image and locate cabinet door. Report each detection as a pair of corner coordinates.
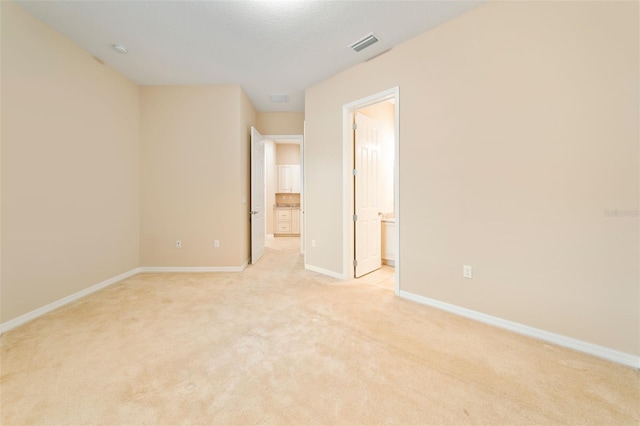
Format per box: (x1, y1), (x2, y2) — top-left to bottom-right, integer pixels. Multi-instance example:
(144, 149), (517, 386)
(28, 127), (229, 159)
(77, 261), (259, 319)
(276, 209), (291, 220)
(277, 166), (292, 192)
(382, 222), (395, 261)
(292, 209), (300, 234)
(276, 221), (291, 233)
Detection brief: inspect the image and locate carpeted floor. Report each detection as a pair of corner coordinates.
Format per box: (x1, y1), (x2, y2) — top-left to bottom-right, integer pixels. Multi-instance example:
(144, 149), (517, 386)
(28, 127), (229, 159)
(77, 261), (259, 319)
(1, 237), (638, 425)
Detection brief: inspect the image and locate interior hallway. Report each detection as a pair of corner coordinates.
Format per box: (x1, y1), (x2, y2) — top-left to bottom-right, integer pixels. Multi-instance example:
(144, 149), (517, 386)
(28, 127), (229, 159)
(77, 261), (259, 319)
(266, 235), (395, 292)
(1, 238), (638, 424)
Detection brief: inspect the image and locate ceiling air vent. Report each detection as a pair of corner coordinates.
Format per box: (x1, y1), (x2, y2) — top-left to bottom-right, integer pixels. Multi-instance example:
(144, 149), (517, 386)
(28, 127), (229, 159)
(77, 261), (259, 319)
(349, 33), (379, 52)
(269, 94), (289, 103)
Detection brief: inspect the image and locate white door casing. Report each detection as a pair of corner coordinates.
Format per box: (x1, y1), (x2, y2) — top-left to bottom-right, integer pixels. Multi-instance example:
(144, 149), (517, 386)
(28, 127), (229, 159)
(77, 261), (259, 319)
(354, 113), (382, 277)
(250, 127), (266, 264)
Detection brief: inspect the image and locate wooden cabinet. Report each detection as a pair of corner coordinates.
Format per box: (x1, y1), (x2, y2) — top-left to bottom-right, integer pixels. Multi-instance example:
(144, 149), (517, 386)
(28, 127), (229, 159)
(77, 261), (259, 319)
(274, 207), (300, 236)
(277, 165), (300, 193)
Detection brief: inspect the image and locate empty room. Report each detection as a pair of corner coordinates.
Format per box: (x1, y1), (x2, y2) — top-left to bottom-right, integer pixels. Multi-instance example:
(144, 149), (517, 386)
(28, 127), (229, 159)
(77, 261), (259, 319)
(1, 0), (639, 424)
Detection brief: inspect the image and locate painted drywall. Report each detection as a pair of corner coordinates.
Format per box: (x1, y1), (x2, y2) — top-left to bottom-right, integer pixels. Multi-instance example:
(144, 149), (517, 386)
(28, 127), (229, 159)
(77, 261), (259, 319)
(256, 112), (304, 135)
(359, 102), (395, 216)
(140, 85), (253, 268)
(276, 144), (301, 165)
(1, 1), (140, 322)
(305, 1), (639, 355)
(265, 140), (276, 235)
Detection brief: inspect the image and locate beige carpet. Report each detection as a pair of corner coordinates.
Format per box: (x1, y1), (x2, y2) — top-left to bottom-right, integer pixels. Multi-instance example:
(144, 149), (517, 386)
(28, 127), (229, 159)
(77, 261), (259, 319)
(1, 237), (638, 425)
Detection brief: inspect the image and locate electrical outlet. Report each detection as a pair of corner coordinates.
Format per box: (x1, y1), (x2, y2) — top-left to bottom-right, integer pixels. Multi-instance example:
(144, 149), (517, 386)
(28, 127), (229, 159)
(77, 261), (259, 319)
(176, 240), (182, 249)
(311, 239), (316, 248)
(463, 265), (472, 279)
(214, 240), (220, 248)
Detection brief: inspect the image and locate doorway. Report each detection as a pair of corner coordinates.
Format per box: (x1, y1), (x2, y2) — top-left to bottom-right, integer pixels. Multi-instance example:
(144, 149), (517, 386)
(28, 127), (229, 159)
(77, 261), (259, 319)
(263, 134), (304, 256)
(342, 87), (399, 293)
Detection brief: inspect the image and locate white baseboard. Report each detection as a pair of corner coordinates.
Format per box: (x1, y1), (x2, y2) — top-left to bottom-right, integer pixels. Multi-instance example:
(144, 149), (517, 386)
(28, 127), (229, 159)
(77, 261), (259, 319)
(304, 264), (345, 280)
(139, 261), (248, 273)
(0, 267), (142, 334)
(398, 290), (639, 369)
(0, 261), (251, 334)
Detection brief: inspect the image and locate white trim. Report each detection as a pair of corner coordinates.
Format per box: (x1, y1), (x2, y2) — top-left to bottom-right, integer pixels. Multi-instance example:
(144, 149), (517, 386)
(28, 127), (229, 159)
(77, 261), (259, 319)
(393, 90), (400, 296)
(139, 261), (248, 273)
(0, 267), (142, 334)
(304, 264), (346, 280)
(398, 290), (640, 369)
(264, 134), (302, 145)
(0, 261), (252, 334)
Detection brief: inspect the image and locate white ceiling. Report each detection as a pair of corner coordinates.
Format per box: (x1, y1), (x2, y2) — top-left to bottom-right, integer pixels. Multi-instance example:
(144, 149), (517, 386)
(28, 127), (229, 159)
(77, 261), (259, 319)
(16, 0), (482, 112)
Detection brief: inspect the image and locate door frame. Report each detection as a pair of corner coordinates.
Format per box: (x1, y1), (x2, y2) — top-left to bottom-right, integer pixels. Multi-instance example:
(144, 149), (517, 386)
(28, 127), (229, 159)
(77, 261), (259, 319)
(264, 134), (305, 257)
(250, 127), (266, 264)
(342, 87), (400, 294)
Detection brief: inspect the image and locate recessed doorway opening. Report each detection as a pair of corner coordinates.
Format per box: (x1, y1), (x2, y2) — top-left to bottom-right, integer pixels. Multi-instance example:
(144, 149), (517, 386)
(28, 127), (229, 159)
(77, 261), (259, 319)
(342, 87), (400, 294)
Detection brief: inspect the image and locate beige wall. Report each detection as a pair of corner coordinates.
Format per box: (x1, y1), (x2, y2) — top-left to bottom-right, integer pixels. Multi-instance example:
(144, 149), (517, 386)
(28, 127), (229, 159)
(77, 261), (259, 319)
(276, 144), (301, 165)
(140, 85), (253, 267)
(256, 112), (304, 135)
(265, 140), (276, 235)
(1, 2), (140, 322)
(305, 1), (639, 355)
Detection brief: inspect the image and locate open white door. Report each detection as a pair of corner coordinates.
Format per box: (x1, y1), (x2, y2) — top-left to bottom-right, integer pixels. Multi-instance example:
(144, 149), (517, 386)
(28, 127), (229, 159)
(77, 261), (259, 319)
(354, 113), (382, 277)
(250, 127), (266, 264)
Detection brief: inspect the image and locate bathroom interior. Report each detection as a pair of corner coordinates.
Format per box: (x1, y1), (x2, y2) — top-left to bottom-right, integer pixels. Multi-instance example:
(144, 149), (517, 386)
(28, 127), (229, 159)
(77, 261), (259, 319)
(357, 99), (396, 268)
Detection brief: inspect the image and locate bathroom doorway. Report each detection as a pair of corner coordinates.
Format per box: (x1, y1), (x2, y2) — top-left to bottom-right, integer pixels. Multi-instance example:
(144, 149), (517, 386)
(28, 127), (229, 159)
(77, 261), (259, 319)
(342, 87), (399, 293)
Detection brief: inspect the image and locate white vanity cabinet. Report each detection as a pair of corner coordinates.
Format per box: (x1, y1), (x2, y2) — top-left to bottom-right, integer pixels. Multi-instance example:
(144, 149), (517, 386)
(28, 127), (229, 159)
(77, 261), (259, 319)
(277, 165), (300, 193)
(292, 209), (300, 234)
(382, 219), (395, 266)
(274, 206), (300, 236)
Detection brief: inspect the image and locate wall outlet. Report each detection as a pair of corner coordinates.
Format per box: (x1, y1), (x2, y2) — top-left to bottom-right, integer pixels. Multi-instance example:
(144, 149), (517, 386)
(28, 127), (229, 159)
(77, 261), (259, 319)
(311, 239), (316, 248)
(214, 240), (220, 248)
(463, 265), (472, 279)
(176, 240), (182, 249)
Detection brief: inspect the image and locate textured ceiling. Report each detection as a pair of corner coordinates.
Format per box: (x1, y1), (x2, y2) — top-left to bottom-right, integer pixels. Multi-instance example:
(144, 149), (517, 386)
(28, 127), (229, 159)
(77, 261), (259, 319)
(16, 1), (483, 112)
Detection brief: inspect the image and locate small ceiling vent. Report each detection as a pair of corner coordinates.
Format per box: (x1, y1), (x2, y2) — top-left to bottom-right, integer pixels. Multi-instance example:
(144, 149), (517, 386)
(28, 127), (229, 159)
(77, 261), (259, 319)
(349, 33), (379, 52)
(269, 94), (289, 103)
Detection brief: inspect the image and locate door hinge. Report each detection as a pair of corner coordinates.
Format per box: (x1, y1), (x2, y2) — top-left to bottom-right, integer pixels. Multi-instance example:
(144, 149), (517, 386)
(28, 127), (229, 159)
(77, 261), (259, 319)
(353, 214), (358, 221)
(353, 259), (358, 267)
(352, 168), (358, 176)
(352, 122), (357, 130)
